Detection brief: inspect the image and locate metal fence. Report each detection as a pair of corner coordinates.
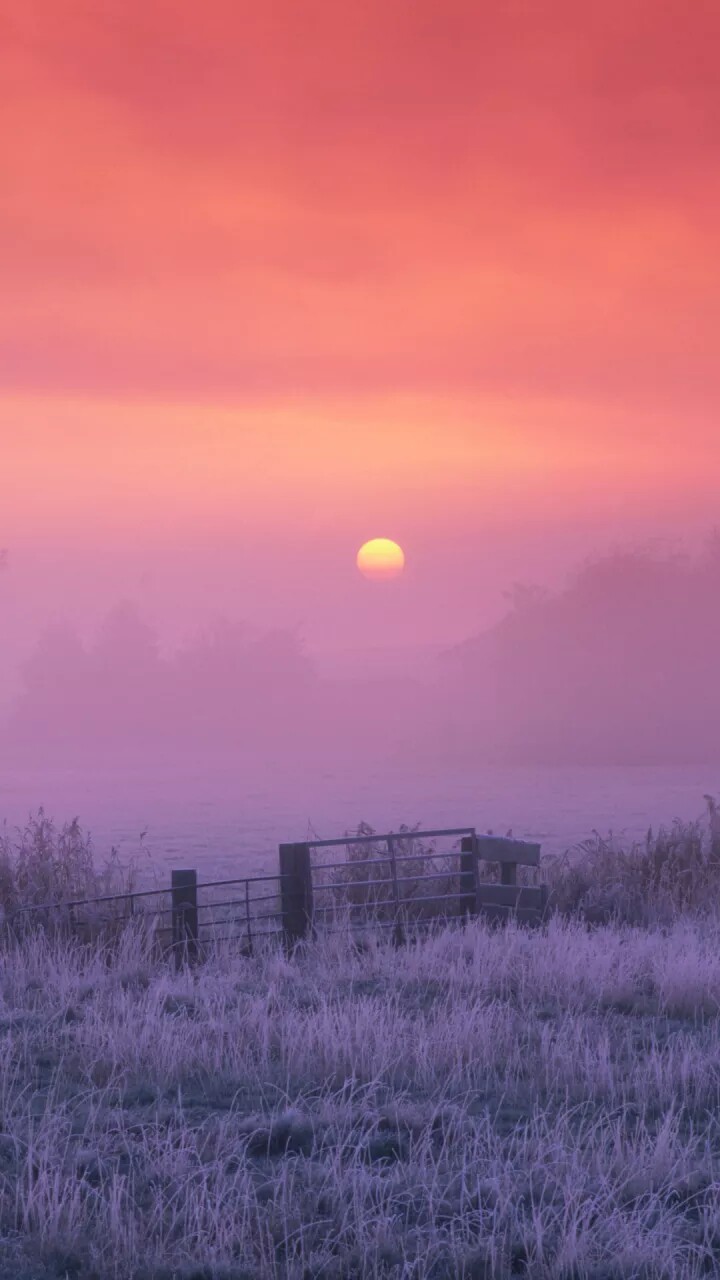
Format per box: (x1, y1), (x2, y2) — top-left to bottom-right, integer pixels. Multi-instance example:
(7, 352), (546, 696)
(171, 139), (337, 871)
(6, 869), (287, 964)
(284, 827), (548, 947)
(305, 827), (476, 945)
(4, 825), (548, 961)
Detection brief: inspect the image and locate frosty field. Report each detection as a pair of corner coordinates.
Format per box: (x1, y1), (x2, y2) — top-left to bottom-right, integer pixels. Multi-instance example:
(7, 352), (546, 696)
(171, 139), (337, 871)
(2, 801), (720, 1278)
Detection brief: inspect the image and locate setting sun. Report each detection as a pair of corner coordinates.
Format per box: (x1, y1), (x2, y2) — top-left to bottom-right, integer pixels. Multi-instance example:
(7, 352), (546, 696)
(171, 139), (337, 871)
(356, 538), (406, 580)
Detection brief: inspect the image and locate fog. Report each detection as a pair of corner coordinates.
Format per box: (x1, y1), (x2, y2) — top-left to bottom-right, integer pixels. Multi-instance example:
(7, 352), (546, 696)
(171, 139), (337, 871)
(2, 532), (718, 770)
(438, 533), (720, 765)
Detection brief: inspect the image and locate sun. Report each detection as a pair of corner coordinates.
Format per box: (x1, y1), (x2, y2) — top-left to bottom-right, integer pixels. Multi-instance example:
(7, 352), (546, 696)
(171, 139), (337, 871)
(356, 538), (406, 580)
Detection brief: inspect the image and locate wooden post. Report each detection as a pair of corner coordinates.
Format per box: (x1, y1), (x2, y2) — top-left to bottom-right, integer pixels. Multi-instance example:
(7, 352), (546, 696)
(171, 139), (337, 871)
(172, 869), (198, 968)
(460, 835), (477, 917)
(279, 843), (314, 953)
(500, 857), (516, 923)
(244, 879), (253, 956)
(387, 836), (404, 947)
(501, 860), (517, 887)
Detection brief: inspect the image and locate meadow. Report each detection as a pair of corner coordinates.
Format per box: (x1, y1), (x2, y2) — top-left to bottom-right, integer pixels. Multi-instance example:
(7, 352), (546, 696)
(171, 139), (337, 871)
(1, 801), (720, 1279)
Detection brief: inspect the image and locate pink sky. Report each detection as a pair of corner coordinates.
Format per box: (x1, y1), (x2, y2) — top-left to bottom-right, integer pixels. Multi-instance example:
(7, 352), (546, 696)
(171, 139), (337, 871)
(1, 0), (719, 658)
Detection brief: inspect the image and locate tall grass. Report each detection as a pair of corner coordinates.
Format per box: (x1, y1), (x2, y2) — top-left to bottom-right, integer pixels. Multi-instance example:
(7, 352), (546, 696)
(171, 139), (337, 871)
(0, 811), (139, 936)
(542, 794), (720, 929)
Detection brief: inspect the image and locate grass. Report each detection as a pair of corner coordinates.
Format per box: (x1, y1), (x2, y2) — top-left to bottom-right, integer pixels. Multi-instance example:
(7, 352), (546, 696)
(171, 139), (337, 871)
(1, 799), (720, 1278)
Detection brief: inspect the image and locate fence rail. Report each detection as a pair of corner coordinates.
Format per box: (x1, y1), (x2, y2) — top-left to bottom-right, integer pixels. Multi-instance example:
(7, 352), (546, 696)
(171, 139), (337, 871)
(305, 827), (475, 848)
(3, 825), (549, 962)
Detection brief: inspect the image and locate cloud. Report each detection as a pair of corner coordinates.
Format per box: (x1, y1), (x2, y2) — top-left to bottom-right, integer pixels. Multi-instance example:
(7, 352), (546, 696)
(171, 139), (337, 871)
(0, 0), (718, 414)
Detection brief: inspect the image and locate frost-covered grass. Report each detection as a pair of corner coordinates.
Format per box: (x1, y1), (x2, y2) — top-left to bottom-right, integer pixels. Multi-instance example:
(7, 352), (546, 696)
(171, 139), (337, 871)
(541, 795), (720, 930)
(0, 810), (138, 926)
(1, 800), (720, 1278)
(4, 909), (720, 1278)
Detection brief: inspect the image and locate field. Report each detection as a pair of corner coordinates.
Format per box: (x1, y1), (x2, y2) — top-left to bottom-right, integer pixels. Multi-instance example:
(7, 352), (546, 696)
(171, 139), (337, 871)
(1, 803), (720, 1279)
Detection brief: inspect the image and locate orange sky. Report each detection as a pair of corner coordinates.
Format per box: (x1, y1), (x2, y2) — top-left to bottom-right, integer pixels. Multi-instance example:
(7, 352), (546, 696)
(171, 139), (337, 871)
(1, 0), (719, 650)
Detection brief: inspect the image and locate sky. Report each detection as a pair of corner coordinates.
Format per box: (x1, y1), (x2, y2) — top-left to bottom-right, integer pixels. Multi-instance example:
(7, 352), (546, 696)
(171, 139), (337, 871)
(1, 0), (719, 666)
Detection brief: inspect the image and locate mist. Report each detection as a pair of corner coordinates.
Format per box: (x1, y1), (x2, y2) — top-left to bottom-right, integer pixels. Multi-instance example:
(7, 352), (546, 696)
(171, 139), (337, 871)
(2, 532), (718, 771)
(438, 533), (720, 766)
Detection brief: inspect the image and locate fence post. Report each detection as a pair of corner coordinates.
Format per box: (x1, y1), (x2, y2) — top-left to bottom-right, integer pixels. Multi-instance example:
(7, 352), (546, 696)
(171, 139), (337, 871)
(172, 869), (198, 969)
(501, 860), (517, 888)
(387, 835), (405, 947)
(279, 843), (314, 953)
(244, 879), (254, 956)
(460, 835), (477, 918)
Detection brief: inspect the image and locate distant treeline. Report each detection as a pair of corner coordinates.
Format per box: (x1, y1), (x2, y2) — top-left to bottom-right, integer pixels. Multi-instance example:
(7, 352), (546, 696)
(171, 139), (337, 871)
(4, 604), (423, 760)
(440, 534), (720, 764)
(7, 608), (319, 751)
(4, 535), (720, 765)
